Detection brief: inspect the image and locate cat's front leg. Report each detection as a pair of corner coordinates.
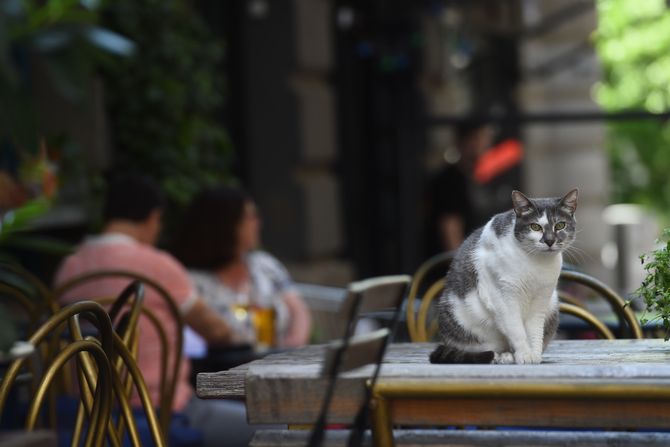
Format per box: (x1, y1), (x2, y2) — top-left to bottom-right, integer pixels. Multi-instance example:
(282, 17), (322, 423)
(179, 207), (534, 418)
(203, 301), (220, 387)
(525, 291), (559, 362)
(524, 314), (546, 364)
(491, 300), (536, 364)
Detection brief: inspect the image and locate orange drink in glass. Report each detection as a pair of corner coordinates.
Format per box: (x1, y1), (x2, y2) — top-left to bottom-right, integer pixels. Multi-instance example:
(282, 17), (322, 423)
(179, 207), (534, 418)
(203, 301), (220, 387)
(250, 305), (276, 348)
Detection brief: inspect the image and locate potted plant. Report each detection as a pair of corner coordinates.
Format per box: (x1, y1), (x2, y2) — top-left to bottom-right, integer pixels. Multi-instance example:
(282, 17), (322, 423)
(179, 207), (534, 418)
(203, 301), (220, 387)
(636, 228), (670, 339)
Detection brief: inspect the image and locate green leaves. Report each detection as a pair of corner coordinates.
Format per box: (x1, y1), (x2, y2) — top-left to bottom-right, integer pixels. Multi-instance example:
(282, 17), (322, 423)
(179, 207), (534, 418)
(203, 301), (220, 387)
(0, 198), (72, 263)
(635, 228), (670, 340)
(0, 198), (50, 239)
(595, 0), (670, 223)
(1, 0), (133, 156)
(100, 0), (232, 208)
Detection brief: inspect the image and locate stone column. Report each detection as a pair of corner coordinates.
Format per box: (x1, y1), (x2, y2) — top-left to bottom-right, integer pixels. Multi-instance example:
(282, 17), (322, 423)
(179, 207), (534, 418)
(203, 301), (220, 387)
(518, 1), (611, 283)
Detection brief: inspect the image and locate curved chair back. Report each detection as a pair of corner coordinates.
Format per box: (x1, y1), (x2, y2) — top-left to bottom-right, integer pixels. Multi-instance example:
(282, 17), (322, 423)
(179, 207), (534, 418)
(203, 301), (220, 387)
(558, 302), (615, 340)
(309, 275), (410, 447)
(0, 301), (114, 447)
(0, 283), (41, 336)
(406, 252), (454, 342)
(0, 262), (59, 315)
(559, 270), (642, 339)
(416, 274), (621, 342)
(93, 293), (173, 433)
(54, 270), (183, 435)
(70, 315), (167, 447)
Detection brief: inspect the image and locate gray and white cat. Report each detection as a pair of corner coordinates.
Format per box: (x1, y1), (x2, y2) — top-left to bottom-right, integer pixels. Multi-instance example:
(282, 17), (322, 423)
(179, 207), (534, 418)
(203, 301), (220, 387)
(429, 189), (579, 365)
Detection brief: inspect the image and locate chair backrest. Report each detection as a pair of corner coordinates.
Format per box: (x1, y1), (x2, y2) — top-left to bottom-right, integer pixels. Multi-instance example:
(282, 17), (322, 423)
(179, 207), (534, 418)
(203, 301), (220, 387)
(0, 263), (58, 345)
(309, 275), (410, 447)
(338, 275), (412, 337)
(416, 274), (621, 342)
(0, 262), (59, 315)
(558, 302), (615, 340)
(93, 292), (173, 440)
(70, 313), (167, 447)
(54, 270), (184, 434)
(0, 283), (40, 338)
(321, 328), (390, 376)
(406, 252), (454, 342)
(0, 301), (114, 447)
(558, 269), (642, 338)
(309, 329), (393, 447)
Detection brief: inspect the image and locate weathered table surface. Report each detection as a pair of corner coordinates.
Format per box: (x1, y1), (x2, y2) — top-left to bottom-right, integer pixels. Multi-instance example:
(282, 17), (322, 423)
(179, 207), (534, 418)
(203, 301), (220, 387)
(197, 339), (670, 425)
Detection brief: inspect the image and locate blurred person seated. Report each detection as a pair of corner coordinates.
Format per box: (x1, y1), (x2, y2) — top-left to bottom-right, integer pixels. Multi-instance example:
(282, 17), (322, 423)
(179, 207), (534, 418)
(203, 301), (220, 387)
(172, 185), (311, 372)
(53, 172), (260, 447)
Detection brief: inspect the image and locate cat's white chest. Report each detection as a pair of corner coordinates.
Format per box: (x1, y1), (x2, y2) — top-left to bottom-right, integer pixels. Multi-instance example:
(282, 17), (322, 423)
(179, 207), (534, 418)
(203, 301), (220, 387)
(477, 226), (562, 304)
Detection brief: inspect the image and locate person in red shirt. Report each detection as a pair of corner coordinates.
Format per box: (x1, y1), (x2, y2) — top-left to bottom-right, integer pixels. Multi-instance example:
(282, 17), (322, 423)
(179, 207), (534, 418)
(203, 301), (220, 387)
(54, 173), (259, 446)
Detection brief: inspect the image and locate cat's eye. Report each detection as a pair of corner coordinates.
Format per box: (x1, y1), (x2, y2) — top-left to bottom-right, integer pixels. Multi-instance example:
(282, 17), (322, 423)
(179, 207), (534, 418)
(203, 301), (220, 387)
(555, 222), (566, 231)
(530, 223), (542, 231)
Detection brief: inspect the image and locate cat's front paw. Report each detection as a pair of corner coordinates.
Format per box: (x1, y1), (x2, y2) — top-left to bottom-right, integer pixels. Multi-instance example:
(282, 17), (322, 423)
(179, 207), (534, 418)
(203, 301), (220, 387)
(514, 348), (541, 365)
(493, 352), (515, 364)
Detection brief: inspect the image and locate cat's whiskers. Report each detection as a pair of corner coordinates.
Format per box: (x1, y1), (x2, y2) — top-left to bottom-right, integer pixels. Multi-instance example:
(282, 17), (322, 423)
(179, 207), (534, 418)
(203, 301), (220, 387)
(563, 244), (593, 264)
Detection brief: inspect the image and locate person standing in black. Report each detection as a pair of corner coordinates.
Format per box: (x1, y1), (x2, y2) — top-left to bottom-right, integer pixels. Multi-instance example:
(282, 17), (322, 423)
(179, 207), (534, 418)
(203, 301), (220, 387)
(426, 119), (495, 254)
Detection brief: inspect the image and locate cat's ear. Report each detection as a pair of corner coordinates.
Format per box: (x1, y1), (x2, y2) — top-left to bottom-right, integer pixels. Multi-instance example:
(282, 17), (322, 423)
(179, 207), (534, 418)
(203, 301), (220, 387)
(511, 190), (534, 217)
(559, 188), (579, 216)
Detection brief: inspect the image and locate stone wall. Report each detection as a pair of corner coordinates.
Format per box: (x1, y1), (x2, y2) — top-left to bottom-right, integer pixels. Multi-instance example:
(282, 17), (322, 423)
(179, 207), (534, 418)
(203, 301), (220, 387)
(519, 1), (660, 294)
(518, 1), (611, 283)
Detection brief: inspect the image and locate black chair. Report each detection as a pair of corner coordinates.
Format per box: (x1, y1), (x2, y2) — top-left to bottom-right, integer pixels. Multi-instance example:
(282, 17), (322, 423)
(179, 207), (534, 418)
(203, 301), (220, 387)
(308, 274), (411, 447)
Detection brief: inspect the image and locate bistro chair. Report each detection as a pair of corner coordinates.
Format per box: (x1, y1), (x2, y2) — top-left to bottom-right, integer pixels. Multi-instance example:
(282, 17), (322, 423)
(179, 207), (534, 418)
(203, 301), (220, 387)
(0, 262), (59, 316)
(0, 283), (42, 339)
(0, 283), (51, 427)
(406, 252), (454, 342)
(415, 276), (617, 342)
(54, 269), (184, 434)
(558, 269), (642, 338)
(308, 275), (411, 447)
(92, 281), (145, 360)
(0, 301), (115, 447)
(85, 281), (147, 444)
(0, 263), (59, 372)
(557, 302), (615, 340)
(91, 286), (184, 444)
(69, 309), (166, 447)
(252, 328), (391, 447)
(0, 269), (67, 432)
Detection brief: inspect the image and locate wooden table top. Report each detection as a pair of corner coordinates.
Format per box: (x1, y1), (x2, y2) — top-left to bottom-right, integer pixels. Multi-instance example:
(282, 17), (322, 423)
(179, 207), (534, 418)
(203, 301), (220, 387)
(197, 339), (670, 425)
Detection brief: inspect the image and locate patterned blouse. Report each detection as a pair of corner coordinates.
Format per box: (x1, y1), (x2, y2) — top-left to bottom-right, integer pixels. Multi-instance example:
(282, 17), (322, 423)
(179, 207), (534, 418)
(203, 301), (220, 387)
(183, 251), (295, 356)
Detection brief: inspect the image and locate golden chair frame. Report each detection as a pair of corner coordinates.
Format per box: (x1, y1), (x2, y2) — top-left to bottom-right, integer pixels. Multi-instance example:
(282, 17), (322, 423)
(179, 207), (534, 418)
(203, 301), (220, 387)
(0, 301), (114, 447)
(54, 270), (184, 434)
(414, 275), (619, 342)
(406, 252), (454, 342)
(559, 269), (642, 338)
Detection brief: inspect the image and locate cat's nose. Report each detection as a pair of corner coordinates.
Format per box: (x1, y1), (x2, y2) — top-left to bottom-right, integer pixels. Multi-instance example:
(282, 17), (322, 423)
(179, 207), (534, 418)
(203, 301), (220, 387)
(545, 239), (555, 247)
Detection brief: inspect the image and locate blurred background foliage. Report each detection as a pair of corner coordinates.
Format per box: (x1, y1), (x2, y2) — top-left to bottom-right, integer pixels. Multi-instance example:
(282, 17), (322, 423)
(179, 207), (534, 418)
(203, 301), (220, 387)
(595, 0), (670, 223)
(0, 0), (133, 162)
(100, 0), (233, 209)
(0, 0), (133, 261)
(0, 0), (233, 347)
(1, 0), (232, 237)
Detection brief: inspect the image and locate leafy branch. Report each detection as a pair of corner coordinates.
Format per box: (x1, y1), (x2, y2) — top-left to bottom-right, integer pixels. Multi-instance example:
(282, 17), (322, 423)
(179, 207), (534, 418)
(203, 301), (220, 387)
(635, 228), (670, 339)
(594, 0), (670, 223)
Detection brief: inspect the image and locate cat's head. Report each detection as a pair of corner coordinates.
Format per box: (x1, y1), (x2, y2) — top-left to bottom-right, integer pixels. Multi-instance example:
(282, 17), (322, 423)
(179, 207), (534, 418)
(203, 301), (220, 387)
(511, 189), (578, 255)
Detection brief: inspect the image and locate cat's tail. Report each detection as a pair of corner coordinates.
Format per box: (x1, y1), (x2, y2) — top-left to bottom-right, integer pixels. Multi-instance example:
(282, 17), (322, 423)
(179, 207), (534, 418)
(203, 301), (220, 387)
(429, 344), (495, 364)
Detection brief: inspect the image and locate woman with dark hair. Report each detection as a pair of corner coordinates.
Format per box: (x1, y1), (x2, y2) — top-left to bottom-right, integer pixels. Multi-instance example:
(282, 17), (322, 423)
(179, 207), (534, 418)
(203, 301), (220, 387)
(173, 186), (312, 352)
